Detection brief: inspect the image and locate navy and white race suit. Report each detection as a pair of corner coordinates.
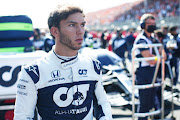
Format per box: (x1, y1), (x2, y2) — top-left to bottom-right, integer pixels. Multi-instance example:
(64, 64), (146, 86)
(14, 49), (112, 120)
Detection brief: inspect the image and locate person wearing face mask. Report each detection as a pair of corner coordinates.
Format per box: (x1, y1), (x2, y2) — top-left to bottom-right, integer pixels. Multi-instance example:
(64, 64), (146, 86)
(133, 13), (164, 120)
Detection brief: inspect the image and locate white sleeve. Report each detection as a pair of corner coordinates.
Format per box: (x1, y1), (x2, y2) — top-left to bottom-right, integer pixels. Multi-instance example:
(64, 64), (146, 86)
(94, 72), (113, 120)
(14, 66), (38, 120)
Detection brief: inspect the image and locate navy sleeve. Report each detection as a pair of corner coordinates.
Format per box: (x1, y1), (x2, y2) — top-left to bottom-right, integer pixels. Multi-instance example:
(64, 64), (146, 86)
(24, 64), (40, 84)
(137, 38), (149, 52)
(92, 59), (102, 75)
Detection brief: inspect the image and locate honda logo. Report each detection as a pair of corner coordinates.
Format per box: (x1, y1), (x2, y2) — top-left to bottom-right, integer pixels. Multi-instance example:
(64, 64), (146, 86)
(51, 70), (61, 78)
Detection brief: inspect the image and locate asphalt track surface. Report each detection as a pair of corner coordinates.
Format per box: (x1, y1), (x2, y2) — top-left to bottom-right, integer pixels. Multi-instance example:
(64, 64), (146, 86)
(111, 98), (180, 120)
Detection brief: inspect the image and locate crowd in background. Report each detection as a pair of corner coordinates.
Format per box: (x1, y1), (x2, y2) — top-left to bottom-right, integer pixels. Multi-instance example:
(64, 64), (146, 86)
(116, 0), (180, 22)
(31, 0), (180, 55)
(85, 0), (180, 26)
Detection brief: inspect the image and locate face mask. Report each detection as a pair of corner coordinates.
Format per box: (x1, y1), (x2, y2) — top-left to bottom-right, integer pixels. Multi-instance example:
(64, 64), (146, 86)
(147, 25), (156, 33)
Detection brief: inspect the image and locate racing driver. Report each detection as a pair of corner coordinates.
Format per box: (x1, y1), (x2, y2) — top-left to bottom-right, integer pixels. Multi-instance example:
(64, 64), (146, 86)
(14, 4), (112, 120)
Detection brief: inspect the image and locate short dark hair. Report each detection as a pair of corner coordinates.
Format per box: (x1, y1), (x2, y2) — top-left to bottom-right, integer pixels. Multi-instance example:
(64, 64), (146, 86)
(154, 29), (165, 39)
(48, 4), (84, 30)
(169, 26), (178, 32)
(34, 28), (40, 35)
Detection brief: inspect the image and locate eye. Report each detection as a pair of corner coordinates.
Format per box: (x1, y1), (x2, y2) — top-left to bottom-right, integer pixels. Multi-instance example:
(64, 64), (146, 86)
(81, 23), (85, 27)
(69, 24), (75, 27)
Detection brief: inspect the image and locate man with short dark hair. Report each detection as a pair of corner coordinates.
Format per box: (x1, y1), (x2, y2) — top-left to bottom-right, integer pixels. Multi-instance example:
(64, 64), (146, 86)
(14, 4), (112, 120)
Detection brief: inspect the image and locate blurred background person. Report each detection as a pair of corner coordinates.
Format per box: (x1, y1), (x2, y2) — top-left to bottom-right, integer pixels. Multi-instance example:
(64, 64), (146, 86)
(125, 28), (136, 61)
(154, 29), (167, 118)
(33, 28), (45, 50)
(112, 28), (127, 66)
(44, 37), (55, 52)
(100, 30), (108, 49)
(161, 25), (170, 44)
(167, 26), (180, 86)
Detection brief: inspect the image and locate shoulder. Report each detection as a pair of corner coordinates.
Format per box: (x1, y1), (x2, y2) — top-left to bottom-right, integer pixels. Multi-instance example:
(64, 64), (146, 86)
(22, 59), (42, 84)
(135, 34), (148, 45)
(91, 58), (102, 75)
(78, 54), (102, 75)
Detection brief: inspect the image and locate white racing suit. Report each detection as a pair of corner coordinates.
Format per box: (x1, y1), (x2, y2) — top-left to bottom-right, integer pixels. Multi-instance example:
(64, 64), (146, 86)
(14, 49), (112, 120)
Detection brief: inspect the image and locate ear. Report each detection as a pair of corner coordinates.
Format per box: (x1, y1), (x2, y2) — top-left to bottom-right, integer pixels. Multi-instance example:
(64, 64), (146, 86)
(50, 27), (59, 38)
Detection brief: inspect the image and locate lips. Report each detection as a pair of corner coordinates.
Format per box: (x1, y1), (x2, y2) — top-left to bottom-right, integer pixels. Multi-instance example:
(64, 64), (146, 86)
(76, 38), (83, 43)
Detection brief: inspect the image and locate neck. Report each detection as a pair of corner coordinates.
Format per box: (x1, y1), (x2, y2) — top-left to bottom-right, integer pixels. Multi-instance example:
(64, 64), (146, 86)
(54, 45), (78, 57)
(144, 30), (152, 38)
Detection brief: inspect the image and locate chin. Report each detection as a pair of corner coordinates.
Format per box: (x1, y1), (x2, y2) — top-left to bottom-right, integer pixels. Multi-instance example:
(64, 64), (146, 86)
(72, 46), (81, 50)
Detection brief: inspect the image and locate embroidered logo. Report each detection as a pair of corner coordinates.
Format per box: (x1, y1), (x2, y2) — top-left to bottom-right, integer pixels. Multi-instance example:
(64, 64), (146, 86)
(53, 84), (90, 107)
(28, 66), (39, 77)
(51, 70), (61, 78)
(78, 69), (87, 75)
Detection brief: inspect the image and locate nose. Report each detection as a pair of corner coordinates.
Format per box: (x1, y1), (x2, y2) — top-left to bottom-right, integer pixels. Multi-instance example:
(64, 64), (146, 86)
(76, 25), (84, 35)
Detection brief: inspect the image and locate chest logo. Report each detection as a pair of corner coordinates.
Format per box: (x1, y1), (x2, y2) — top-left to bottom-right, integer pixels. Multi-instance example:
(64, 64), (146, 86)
(51, 70), (61, 78)
(78, 69), (87, 75)
(53, 84), (90, 107)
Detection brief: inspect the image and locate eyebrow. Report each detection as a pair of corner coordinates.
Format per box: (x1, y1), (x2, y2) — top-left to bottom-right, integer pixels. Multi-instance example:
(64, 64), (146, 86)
(67, 21), (86, 24)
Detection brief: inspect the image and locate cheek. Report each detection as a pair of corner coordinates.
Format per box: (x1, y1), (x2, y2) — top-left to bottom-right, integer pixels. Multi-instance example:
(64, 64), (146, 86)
(64, 28), (76, 35)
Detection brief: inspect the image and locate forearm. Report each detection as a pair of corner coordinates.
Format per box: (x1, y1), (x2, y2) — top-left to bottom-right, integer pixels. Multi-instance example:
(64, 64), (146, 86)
(14, 67), (37, 120)
(94, 76), (112, 120)
(141, 50), (157, 65)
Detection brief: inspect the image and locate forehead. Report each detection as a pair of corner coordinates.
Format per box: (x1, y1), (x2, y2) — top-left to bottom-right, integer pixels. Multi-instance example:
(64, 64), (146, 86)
(61, 12), (85, 23)
(145, 18), (155, 23)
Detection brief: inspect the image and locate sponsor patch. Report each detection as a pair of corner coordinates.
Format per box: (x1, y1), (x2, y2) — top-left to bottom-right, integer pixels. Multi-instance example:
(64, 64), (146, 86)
(78, 69), (87, 77)
(17, 84), (26, 89)
(17, 91), (27, 96)
(55, 106), (87, 115)
(51, 70), (61, 78)
(19, 79), (29, 83)
(48, 78), (65, 83)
